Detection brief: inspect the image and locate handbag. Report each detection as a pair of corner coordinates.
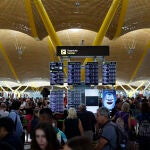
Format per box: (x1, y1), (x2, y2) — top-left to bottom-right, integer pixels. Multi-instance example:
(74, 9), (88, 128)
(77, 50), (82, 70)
(130, 116), (137, 127)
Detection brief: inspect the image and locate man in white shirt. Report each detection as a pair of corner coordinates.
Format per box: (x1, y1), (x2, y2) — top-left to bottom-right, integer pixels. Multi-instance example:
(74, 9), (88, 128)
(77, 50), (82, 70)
(0, 103), (9, 118)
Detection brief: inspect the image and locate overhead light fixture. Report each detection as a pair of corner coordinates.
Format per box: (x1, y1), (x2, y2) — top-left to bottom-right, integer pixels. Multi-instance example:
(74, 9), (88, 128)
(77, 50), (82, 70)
(75, 1), (80, 13)
(13, 34), (26, 59)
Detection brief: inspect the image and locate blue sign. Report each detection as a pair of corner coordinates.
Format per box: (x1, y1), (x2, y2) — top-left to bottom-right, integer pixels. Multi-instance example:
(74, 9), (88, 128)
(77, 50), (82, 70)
(102, 89), (116, 110)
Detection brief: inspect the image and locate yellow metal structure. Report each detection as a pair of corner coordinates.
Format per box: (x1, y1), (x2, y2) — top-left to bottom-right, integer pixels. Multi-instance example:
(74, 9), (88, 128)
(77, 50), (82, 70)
(114, 0), (129, 38)
(0, 86), (6, 92)
(134, 81), (145, 92)
(47, 36), (60, 62)
(117, 81), (128, 93)
(81, 0), (121, 81)
(3, 81), (15, 92)
(126, 84), (135, 91)
(33, 0), (62, 46)
(130, 41), (150, 82)
(144, 81), (150, 90)
(93, 0), (121, 45)
(25, 0), (38, 38)
(14, 85), (22, 93)
(0, 42), (19, 82)
(20, 86), (29, 94)
(33, 0), (68, 77)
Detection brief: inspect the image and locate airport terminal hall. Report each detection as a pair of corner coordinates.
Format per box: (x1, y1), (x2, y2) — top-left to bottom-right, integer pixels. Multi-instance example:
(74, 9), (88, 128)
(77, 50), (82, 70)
(0, 0), (149, 150)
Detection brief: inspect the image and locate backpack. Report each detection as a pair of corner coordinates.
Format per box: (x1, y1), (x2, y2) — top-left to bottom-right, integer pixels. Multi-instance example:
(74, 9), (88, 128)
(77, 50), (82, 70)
(116, 112), (128, 132)
(54, 127), (67, 145)
(110, 122), (128, 150)
(138, 119), (150, 137)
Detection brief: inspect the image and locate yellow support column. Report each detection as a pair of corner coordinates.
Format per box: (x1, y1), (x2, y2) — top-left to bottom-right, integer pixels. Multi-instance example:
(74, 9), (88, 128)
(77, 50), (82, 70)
(117, 81), (128, 94)
(130, 41), (150, 82)
(0, 42), (19, 82)
(134, 81), (145, 92)
(3, 81), (14, 92)
(33, 0), (62, 46)
(14, 85), (22, 93)
(33, 0), (67, 77)
(21, 86), (29, 94)
(81, 0), (121, 81)
(114, 0), (129, 38)
(93, 0), (121, 45)
(47, 36), (60, 62)
(126, 84), (135, 91)
(25, 0), (38, 39)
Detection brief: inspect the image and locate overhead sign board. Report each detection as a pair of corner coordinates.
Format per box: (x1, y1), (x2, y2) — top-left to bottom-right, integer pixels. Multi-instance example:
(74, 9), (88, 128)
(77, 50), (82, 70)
(57, 46), (109, 56)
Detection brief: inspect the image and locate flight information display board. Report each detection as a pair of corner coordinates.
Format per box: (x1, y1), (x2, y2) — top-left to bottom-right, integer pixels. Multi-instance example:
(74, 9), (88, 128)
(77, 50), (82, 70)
(49, 90), (64, 112)
(102, 62), (116, 85)
(85, 62), (99, 85)
(68, 90), (81, 110)
(50, 62), (64, 85)
(68, 62), (81, 85)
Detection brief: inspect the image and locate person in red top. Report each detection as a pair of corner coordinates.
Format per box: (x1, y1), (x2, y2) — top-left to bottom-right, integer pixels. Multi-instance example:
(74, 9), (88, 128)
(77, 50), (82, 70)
(24, 108), (33, 142)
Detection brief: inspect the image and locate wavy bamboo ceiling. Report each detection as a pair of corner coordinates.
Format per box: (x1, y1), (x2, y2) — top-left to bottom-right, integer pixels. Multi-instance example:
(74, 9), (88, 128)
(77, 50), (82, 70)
(0, 0), (149, 87)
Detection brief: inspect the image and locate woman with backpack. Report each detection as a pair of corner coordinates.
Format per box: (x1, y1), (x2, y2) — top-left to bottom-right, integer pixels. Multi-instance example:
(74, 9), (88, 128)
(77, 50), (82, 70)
(113, 102), (131, 135)
(112, 102), (131, 149)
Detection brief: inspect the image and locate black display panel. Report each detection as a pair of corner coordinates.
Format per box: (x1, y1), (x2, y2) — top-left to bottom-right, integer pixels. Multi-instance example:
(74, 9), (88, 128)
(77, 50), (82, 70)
(50, 62), (64, 85)
(102, 62), (116, 85)
(57, 46), (109, 56)
(68, 90), (81, 110)
(49, 90), (64, 112)
(68, 62), (81, 85)
(85, 62), (99, 85)
(86, 96), (99, 106)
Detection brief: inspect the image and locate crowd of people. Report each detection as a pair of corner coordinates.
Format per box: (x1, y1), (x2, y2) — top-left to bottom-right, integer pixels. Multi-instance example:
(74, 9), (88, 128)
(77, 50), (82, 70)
(0, 96), (149, 150)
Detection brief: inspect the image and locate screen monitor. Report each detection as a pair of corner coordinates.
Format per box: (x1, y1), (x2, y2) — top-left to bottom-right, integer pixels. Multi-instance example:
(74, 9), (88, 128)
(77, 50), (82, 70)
(86, 96), (99, 106)
(102, 89), (116, 110)
(85, 62), (99, 85)
(102, 62), (116, 85)
(50, 62), (64, 85)
(68, 62), (81, 85)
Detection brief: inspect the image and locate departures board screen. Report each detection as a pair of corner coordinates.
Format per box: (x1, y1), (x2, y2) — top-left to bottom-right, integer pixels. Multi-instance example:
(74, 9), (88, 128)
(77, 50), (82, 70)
(102, 62), (116, 85)
(85, 62), (99, 85)
(68, 62), (81, 85)
(50, 62), (64, 85)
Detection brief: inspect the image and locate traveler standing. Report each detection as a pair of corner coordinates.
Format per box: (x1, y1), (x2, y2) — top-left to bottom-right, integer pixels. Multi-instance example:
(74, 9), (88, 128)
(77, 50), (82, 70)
(63, 107), (84, 139)
(95, 107), (117, 150)
(0, 117), (23, 150)
(77, 104), (96, 141)
(8, 101), (24, 140)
